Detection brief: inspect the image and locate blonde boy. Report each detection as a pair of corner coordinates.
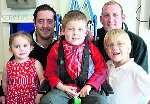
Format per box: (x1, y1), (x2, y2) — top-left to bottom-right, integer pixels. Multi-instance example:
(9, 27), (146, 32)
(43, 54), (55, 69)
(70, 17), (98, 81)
(104, 29), (150, 104)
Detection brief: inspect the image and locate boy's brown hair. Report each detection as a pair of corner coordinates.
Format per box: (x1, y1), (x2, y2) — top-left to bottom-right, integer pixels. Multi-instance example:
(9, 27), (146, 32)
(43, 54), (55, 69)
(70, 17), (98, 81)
(62, 10), (88, 29)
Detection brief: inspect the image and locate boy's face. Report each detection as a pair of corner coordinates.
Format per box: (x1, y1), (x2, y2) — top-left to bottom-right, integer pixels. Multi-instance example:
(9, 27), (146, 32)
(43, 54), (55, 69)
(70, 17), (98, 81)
(105, 36), (130, 66)
(62, 20), (87, 45)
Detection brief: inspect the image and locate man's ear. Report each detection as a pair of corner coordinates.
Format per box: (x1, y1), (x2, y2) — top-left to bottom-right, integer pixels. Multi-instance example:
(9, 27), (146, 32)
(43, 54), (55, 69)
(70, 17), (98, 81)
(100, 16), (103, 23)
(122, 14), (126, 22)
(54, 20), (56, 28)
(33, 19), (37, 29)
(30, 46), (34, 51)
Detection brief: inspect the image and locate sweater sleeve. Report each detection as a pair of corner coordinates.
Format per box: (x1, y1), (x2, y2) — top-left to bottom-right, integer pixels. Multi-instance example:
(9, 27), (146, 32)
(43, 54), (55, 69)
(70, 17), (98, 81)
(86, 41), (107, 91)
(44, 42), (61, 88)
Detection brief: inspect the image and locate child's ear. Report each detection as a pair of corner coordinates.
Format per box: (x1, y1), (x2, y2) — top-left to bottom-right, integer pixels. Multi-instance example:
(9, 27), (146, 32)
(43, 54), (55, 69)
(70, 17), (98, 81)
(60, 28), (65, 36)
(86, 30), (94, 40)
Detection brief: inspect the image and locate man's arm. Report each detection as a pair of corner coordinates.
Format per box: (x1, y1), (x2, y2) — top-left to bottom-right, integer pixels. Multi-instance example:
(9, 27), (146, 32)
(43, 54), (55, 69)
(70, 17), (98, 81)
(128, 32), (148, 73)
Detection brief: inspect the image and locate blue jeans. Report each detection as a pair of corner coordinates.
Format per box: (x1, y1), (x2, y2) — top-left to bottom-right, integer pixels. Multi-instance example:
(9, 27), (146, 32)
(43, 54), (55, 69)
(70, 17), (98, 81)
(40, 88), (109, 104)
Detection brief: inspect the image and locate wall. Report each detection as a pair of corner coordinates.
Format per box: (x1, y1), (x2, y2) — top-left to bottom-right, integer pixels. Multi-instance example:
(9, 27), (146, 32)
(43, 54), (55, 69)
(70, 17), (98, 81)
(139, 0), (150, 71)
(0, 0), (149, 72)
(0, 0), (12, 72)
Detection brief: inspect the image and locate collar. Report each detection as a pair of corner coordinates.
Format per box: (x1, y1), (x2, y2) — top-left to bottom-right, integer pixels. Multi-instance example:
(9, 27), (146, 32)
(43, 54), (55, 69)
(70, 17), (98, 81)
(107, 58), (134, 71)
(33, 32), (45, 48)
(122, 22), (129, 32)
(33, 31), (57, 48)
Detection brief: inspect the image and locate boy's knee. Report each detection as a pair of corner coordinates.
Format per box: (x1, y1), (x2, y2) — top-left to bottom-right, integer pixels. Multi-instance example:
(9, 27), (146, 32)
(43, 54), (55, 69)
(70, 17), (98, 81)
(40, 93), (52, 104)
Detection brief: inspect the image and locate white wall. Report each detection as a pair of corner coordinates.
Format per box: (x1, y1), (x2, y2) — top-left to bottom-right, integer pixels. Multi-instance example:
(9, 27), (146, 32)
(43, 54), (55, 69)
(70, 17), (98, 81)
(0, 0), (12, 72)
(139, 0), (150, 72)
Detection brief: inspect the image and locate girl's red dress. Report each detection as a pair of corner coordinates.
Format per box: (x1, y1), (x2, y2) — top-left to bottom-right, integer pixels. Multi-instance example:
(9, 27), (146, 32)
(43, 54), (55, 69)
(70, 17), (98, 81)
(6, 58), (39, 104)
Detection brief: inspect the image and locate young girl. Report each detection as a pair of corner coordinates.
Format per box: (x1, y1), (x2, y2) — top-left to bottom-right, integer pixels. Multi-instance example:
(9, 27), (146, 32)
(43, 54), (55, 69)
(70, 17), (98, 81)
(40, 10), (107, 104)
(2, 31), (45, 104)
(104, 29), (150, 104)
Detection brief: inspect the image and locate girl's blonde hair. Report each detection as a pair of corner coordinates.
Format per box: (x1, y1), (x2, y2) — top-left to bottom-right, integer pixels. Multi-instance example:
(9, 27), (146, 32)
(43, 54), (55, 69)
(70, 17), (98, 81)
(9, 31), (33, 48)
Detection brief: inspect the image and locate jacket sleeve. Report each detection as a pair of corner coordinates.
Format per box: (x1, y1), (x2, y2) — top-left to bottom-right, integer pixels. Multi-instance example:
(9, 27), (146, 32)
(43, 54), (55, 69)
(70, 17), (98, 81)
(44, 42), (61, 88)
(128, 31), (148, 73)
(135, 40), (148, 73)
(86, 41), (107, 91)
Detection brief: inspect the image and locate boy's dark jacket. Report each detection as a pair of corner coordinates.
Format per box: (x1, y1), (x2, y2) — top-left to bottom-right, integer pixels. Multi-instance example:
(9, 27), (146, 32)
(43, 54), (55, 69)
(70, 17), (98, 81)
(95, 23), (148, 73)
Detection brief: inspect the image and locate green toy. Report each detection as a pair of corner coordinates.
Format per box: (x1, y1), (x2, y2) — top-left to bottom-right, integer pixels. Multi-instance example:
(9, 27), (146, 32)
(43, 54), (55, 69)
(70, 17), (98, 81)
(73, 96), (81, 104)
(67, 90), (81, 104)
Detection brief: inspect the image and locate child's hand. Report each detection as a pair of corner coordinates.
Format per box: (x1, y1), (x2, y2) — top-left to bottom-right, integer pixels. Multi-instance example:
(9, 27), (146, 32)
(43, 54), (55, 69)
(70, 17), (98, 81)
(56, 82), (79, 97)
(35, 94), (43, 104)
(63, 85), (79, 98)
(79, 85), (92, 97)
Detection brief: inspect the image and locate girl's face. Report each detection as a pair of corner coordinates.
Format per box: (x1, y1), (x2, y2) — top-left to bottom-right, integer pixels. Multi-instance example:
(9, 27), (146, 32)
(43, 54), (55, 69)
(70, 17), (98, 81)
(105, 36), (130, 66)
(62, 20), (87, 45)
(10, 36), (33, 62)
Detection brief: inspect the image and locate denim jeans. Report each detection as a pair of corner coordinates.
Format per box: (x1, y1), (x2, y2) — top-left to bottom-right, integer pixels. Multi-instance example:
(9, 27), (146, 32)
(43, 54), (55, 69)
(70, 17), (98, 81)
(40, 88), (109, 104)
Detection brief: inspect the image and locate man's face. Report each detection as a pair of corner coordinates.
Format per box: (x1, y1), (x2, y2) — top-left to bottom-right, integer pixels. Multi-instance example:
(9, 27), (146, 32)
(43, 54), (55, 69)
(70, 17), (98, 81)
(100, 4), (125, 31)
(34, 10), (55, 40)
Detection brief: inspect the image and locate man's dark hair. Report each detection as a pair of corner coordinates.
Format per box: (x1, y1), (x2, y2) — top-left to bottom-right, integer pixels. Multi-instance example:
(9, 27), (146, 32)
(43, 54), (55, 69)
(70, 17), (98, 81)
(33, 4), (56, 21)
